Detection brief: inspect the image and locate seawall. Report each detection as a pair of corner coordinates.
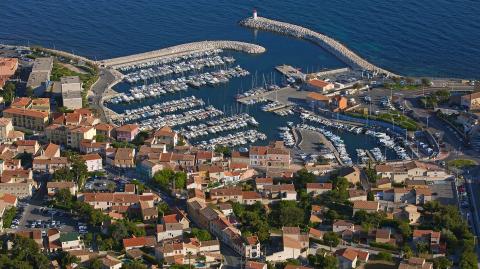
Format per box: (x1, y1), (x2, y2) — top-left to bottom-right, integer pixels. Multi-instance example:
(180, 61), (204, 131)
(240, 16), (397, 77)
(99, 40), (266, 68)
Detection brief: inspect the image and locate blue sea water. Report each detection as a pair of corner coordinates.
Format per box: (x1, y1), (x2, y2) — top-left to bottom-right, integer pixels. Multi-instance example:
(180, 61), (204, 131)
(0, 0), (478, 161)
(0, 0), (479, 78)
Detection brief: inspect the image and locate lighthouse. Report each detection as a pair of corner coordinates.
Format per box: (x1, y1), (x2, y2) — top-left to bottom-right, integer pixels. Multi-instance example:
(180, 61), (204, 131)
(253, 9), (258, 20)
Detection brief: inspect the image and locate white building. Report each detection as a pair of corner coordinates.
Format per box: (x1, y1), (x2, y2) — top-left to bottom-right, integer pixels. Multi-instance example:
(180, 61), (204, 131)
(81, 153), (103, 172)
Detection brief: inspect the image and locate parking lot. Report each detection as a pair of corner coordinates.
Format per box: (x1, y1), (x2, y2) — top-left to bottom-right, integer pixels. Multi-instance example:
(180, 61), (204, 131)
(16, 201), (77, 232)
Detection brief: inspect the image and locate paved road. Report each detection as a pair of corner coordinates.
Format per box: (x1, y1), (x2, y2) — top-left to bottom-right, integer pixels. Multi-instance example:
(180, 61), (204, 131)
(464, 166), (480, 266)
(89, 68), (119, 123)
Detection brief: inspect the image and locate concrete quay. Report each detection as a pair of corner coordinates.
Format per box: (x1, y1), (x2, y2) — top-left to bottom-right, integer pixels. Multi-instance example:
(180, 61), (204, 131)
(98, 40), (266, 69)
(240, 16), (397, 77)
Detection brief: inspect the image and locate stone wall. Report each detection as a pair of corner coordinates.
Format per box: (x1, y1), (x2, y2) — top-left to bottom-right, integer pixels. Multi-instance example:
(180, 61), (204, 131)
(240, 16), (397, 77)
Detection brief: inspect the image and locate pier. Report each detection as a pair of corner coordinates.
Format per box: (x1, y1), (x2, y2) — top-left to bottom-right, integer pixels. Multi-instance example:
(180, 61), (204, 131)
(240, 16), (397, 77)
(99, 40), (266, 69)
(275, 65), (306, 81)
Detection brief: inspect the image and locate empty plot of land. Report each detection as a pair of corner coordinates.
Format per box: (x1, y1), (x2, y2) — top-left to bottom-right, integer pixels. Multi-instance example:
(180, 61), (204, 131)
(430, 180), (456, 205)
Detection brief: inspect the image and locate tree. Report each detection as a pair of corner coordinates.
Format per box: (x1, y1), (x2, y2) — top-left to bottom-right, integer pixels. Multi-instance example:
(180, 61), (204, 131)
(323, 231), (340, 249)
(57, 250), (80, 269)
(421, 78), (431, 87)
(459, 251), (478, 269)
(7, 235), (50, 269)
(402, 245), (413, 259)
(157, 201), (170, 217)
(89, 258), (103, 269)
(69, 153), (89, 188)
(188, 228), (212, 241)
(272, 201), (305, 227)
(94, 134), (107, 142)
(432, 256), (452, 269)
(214, 145), (231, 157)
(295, 168), (316, 188)
(153, 169), (186, 191)
(2, 82), (16, 104)
(121, 260), (147, 269)
(308, 253), (338, 269)
(397, 220), (412, 239)
(2, 207), (16, 228)
(25, 86), (34, 97)
(365, 160), (378, 183)
(131, 131), (150, 146)
(367, 191), (375, 201)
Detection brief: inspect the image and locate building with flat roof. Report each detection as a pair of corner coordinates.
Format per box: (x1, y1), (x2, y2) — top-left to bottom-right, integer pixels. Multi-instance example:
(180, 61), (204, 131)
(27, 57), (53, 96)
(60, 76), (83, 109)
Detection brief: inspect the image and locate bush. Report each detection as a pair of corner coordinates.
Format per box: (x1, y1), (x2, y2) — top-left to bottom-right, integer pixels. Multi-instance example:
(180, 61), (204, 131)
(370, 242), (397, 251)
(375, 252), (393, 262)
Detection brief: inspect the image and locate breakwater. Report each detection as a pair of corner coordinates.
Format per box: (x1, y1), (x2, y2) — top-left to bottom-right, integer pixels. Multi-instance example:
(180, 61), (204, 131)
(240, 16), (397, 77)
(99, 40), (266, 68)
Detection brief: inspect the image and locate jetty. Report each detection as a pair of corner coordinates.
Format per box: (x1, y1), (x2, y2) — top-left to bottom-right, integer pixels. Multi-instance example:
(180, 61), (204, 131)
(240, 16), (397, 77)
(99, 40), (266, 69)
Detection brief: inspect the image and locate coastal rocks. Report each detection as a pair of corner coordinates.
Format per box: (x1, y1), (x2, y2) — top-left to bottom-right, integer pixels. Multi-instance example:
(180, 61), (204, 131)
(240, 16), (397, 77)
(99, 41), (266, 68)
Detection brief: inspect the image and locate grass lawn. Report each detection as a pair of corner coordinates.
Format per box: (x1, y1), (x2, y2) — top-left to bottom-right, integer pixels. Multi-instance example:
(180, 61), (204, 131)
(448, 159), (477, 169)
(347, 111), (419, 131)
(50, 61), (99, 107)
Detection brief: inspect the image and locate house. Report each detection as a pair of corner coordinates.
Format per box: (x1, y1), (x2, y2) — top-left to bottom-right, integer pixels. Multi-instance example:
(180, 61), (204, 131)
(266, 227), (309, 262)
(115, 124), (139, 142)
(415, 188), (432, 205)
(41, 143), (60, 159)
(31, 98), (51, 112)
(309, 228), (324, 240)
(0, 193), (18, 207)
(47, 181), (78, 196)
(153, 126), (178, 147)
(352, 201), (379, 215)
(376, 161), (448, 183)
(333, 220), (355, 233)
(0, 169), (36, 198)
(33, 157), (69, 173)
(262, 184), (297, 201)
(306, 183), (332, 196)
(398, 257), (433, 269)
(81, 153), (103, 172)
(95, 123), (115, 138)
(246, 261), (267, 269)
(306, 92), (331, 110)
(305, 79), (335, 93)
(16, 230), (43, 249)
(284, 265), (313, 269)
(111, 148), (136, 168)
(60, 76), (83, 109)
(375, 228), (392, 244)
(460, 92), (480, 110)
(348, 189), (367, 201)
(413, 230), (442, 253)
(101, 255), (122, 269)
(331, 95), (348, 111)
(16, 140), (40, 155)
(249, 141), (291, 169)
(338, 166), (361, 184)
(122, 236), (156, 250)
(0, 58), (18, 88)
(335, 248), (369, 269)
(255, 177), (273, 190)
(403, 205), (421, 224)
(59, 232), (82, 250)
(81, 192), (159, 211)
(0, 118), (23, 143)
